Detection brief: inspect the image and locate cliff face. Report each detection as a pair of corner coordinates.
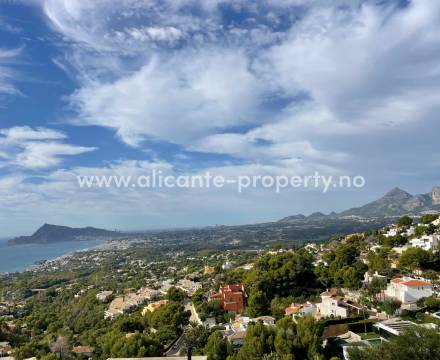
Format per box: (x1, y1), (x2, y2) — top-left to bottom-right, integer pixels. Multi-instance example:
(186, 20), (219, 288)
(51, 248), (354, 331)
(432, 187), (440, 205)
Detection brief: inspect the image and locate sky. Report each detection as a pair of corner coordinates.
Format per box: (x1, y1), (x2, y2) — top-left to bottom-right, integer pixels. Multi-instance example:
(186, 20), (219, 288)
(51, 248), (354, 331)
(0, 0), (439, 236)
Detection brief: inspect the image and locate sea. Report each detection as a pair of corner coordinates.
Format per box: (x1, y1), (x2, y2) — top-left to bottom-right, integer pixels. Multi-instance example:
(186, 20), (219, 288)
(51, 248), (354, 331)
(0, 238), (107, 274)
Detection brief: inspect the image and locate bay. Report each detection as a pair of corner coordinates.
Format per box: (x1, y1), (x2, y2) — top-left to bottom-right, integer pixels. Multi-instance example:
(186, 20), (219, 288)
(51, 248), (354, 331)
(0, 238), (106, 274)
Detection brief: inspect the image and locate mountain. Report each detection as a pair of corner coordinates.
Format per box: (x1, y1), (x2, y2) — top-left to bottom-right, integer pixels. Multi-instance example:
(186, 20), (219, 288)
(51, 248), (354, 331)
(279, 186), (440, 223)
(8, 224), (123, 245)
(339, 186), (440, 218)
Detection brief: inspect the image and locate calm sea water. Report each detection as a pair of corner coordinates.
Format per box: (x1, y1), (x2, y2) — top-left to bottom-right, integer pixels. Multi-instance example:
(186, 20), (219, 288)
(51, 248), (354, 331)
(0, 238), (106, 274)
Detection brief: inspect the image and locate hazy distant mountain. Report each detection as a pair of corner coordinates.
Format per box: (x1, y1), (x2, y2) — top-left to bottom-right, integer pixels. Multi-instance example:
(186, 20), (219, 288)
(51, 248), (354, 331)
(280, 186), (440, 223)
(8, 224), (122, 245)
(339, 186), (440, 217)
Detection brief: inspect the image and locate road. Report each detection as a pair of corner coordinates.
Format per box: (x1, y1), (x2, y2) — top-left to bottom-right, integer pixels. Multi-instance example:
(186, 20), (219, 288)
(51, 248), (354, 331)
(166, 301), (202, 357)
(165, 333), (185, 357)
(184, 300), (202, 325)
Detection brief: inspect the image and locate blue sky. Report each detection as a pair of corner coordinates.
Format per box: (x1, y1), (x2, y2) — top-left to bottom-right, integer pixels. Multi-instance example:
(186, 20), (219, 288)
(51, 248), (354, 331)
(0, 0), (439, 236)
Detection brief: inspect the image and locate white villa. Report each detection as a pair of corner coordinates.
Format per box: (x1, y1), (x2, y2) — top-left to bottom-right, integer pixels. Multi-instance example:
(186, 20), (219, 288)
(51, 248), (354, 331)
(384, 227), (399, 238)
(285, 302), (315, 320)
(409, 234), (439, 251)
(385, 277), (433, 304)
(316, 291), (363, 319)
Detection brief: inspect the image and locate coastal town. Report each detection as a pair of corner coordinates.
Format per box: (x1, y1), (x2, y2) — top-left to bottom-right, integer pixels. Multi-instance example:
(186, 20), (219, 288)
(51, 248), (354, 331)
(1, 214), (440, 359)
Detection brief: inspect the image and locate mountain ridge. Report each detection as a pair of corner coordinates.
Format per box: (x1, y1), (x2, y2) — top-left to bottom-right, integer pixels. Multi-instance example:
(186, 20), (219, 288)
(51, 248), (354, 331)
(279, 186), (440, 222)
(8, 224), (123, 245)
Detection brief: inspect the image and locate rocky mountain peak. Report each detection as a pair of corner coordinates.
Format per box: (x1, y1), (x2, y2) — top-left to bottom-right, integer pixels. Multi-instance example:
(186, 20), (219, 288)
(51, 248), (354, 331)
(432, 186), (440, 205)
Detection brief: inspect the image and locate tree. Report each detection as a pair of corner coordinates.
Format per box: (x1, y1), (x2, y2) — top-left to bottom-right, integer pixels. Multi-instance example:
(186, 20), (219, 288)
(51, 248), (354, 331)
(182, 324), (210, 357)
(236, 321), (276, 360)
(253, 250), (318, 300)
(349, 326), (440, 360)
(398, 247), (431, 272)
(0, 317), (9, 341)
(166, 286), (186, 303)
(149, 302), (190, 330)
(398, 216), (413, 227)
(366, 248), (391, 275)
(204, 331), (232, 360)
(293, 315), (322, 360)
(381, 299), (401, 317)
(421, 214), (439, 224)
(366, 277), (387, 304)
(247, 290), (269, 317)
(50, 335), (69, 358)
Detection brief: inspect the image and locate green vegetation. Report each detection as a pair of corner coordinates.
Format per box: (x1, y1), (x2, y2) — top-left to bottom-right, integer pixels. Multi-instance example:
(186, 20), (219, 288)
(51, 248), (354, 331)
(397, 216), (413, 227)
(348, 326), (440, 360)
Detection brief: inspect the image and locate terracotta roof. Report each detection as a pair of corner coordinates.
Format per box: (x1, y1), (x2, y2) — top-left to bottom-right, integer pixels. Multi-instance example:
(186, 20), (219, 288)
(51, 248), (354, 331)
(72, 345), (93, 354)
(228, 331), (247, 340)
(255, 316), (275, 322)
(401, 279), (431, 287)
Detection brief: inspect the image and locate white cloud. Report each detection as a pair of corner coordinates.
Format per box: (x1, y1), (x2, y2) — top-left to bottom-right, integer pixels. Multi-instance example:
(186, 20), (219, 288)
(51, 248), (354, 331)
(24, 0), (440, 232)
(0, 48), (22, 97)
(268, 0), (440, 130)
(0, 126), (66, 141)
(0, 126), (96, 169)
(127, 26), (183, 44)
(15, 141), (95, 169)
(69, 49), (264, 146)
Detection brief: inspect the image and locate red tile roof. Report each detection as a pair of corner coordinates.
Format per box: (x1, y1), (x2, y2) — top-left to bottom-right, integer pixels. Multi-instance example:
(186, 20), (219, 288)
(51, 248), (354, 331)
(401, 279), (431, 287)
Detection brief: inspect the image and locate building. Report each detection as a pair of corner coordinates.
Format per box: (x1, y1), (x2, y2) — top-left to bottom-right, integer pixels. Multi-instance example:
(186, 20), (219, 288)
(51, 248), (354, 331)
(409, 235), (439, 251)
(107, 357), (207, 360)
(177, 279), (202, 295)
(204, 266), (215, 275)
(316, 291), (363, 319)
(96, 291), (113, 302)
(72, 345), (93, 357)
(374, 318), (415, 340)
(142, 299), (169, 316)
(363, 271), (387, 284)
(210, 284), (246, 313)
(254, 316), (276, 326)
(222, 262), (233, 271)
(284, 302), (315, 320)
(0, 342), (12, 357)
(384, 226), (399, 238)
(227, 331), (247, 348)
(138, 288), (160, 300)
(384, 277), (432, 304)
(105, 293), (145, 319)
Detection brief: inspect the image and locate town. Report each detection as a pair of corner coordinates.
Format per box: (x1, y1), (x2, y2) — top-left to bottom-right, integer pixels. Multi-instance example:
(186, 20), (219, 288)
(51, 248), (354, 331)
(1, 214), (440, 360)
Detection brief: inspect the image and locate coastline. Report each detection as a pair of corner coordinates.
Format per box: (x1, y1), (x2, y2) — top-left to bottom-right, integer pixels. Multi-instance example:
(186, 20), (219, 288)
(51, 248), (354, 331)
(0, 238), (112, 275)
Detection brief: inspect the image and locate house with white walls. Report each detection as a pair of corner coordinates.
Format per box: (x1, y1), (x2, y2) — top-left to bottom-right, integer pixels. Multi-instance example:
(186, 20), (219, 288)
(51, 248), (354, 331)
(385, 277), (432, 304)
(285, 302), (316, 320)
(384, 226), (399, 238)
(316, 291), (362, 319)
(409, 234), (439, 251)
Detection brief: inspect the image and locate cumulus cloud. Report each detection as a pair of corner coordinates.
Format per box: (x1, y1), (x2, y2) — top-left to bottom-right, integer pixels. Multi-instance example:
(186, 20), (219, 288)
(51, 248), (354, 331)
(0, 126), (96, 169)
(69, 49), (264, 146)
(42, 1), (440, 151)
(31, 0), (440, 219)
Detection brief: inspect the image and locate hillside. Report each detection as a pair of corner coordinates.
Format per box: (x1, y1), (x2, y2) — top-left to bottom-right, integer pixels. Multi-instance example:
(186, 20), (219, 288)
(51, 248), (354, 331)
(280, 186), (440, 223)
(8, 224), (123, 245)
